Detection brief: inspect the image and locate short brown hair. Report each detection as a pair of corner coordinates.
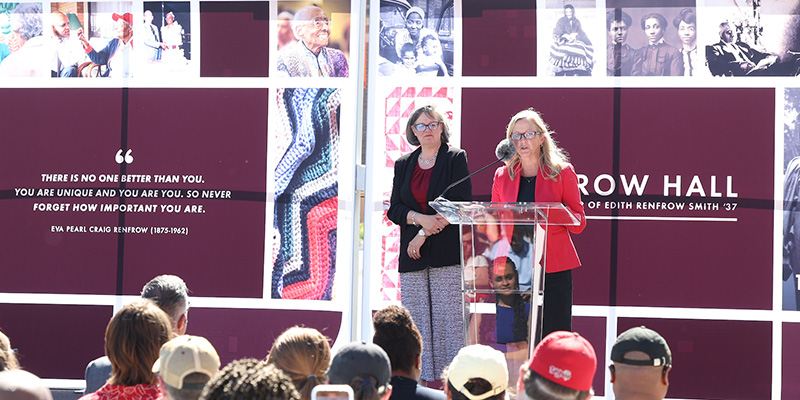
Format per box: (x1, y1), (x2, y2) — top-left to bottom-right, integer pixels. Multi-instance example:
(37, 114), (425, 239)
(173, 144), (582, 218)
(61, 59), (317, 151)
(372, 305), (422, 373)
(405, 103), (451, 146)
(106, 300), (172, 386)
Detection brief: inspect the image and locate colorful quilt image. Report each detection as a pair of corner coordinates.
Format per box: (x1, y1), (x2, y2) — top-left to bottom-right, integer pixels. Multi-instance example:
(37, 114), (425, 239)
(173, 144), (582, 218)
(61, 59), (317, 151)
(272, 87), (341, 300)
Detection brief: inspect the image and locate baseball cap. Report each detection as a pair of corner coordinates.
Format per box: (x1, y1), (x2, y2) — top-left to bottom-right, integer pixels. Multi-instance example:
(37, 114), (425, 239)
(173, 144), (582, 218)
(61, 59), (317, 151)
(611, 326), (671, 367)
(152, 335), (221, 390)
(327, 342), (391, 388)
(448, 345), (508, 400)
(112, 12), (133, 26)
(526, 331), (596, 392)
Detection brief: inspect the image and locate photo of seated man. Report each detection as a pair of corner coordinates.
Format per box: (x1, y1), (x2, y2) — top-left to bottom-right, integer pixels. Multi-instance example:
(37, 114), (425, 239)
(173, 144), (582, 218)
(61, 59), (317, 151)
(78, 11), (133, 78)
(50, 11), (87, 77)
(54, 3), (134, 78)
(704, 0), (800, 76)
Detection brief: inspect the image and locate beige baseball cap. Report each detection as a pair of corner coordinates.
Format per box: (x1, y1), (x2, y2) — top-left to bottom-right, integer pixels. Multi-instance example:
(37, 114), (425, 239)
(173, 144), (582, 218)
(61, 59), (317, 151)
(448, 345), (508, 400)
(152, 335), (221, 389)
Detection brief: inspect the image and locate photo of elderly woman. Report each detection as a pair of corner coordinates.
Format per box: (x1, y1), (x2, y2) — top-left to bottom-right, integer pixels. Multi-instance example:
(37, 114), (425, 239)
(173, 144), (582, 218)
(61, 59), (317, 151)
(545, 2), (595, 76)
(0, 2), (48, 77)
(377, 0), (454, 77)
(275, 1), (351, 77)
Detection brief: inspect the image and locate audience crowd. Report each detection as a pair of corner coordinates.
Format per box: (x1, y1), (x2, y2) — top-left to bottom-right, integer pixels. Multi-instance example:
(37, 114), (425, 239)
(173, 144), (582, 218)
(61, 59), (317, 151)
(1, 274), (673, 400)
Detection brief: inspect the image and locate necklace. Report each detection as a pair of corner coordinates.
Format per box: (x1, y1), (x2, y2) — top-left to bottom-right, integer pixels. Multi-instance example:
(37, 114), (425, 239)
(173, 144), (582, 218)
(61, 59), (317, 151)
(419, 154), (437, 165)
(523, 175), (536, 183)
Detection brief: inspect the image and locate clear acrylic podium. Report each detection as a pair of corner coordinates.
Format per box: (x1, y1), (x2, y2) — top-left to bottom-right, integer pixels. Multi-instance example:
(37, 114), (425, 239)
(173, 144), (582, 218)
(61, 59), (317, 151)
(429, 198), (581, 397)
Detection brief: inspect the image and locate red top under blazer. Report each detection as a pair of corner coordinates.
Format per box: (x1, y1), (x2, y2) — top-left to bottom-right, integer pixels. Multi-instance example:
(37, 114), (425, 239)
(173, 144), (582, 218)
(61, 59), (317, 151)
(491, 163), (586, 273)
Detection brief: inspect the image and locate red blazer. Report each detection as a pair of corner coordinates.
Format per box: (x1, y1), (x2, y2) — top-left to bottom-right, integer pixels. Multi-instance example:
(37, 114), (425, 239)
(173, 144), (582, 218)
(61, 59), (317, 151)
(491, 163), (586, 273)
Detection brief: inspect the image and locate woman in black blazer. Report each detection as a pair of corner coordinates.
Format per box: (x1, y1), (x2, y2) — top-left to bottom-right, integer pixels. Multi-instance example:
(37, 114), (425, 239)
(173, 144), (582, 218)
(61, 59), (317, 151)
(387, 103), (472, 382)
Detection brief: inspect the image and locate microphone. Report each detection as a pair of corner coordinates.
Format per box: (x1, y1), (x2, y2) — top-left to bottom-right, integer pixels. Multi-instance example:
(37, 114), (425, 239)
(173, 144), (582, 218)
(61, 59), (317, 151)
(495, 138), (516, 163)
(436, 139), (516, 200)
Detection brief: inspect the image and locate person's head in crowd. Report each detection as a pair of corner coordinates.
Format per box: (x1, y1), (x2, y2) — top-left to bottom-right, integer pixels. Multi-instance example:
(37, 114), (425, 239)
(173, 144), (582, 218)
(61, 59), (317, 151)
(420, 34), (442, 57)
(399, 42), (416, 68)
(0, 370), (53, 400)
(111, 12), (133, 43)
(606, 9), (631, 45)
(50, 11), (70, 41)
(518, 331), (596, 400)
(266, 326), (331, 400)
(462, 226), (490, 258)
(443, 345), (507, 400)
(719, 22), (736, 43)
(10, 3), (43, 46)
(153, 335), (221, 400)
(106, 300), (172, 386)
(563, 5), (574, 20)
(405, 103), (451, 146)
(277, 11), (296, 48)
(327, 342), (392, 400)
(0, 330), (19, 371)
(201, 359), (300, 400)
(462, 226), (491, 293)
(141, 274), (190, 336)
(291, 6), (331, 55)
(491, 257), (518, 295)
(673, 8), (696, 49)
(511, 226), (532, 256)
(404, 7), (425, 39)
(640, 13), (667, 45)
(609, 326), (671, 400)
(372, 305), (423, 379)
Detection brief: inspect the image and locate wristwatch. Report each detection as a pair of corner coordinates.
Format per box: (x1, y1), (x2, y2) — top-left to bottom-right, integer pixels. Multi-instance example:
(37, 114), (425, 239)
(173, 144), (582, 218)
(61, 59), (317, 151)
(418, 228), (427, 237)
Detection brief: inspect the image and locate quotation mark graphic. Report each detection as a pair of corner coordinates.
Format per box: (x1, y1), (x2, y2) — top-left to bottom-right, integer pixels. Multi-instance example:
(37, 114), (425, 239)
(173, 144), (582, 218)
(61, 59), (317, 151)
(115, 149), (134, 164)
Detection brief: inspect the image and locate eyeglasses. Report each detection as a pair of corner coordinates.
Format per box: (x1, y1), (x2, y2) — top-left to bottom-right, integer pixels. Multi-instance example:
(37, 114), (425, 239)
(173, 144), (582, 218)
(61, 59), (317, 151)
(510, 131), (540, 141)
(413, 122), (441, 132)
(309, 17), (331, 29)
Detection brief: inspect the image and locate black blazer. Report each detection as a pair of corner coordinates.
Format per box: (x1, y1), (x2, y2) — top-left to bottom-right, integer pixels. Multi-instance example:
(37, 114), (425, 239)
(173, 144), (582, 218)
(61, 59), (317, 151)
(387, 144), (472, 273)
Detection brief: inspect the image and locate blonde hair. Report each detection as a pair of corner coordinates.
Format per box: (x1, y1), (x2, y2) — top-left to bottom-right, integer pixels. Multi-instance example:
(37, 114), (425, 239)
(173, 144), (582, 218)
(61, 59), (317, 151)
(505, 108), (569, 181)
(266, 327), (331, 400)
(0, 330), (19, 371)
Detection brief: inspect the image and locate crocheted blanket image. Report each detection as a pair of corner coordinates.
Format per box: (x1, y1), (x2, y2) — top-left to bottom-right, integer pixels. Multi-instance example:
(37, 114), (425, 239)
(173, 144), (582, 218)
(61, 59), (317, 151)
(272, 88), (341, 300)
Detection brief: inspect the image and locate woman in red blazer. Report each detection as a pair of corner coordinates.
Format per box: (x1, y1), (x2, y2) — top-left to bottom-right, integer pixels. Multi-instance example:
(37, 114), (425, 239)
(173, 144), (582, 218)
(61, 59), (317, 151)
(491, 108), (586, 338)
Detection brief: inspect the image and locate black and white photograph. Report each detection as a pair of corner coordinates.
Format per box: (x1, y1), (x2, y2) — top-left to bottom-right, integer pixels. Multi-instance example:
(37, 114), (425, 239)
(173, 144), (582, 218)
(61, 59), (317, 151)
(543, 0), (597, 76)
(784, 88), (800, 311)
(275, 1), (351, 77)
(703, 0), (800, 76)
(140, 1), (191, 76)
(377, 0), (454, 77)
(605, 3), (696, 76)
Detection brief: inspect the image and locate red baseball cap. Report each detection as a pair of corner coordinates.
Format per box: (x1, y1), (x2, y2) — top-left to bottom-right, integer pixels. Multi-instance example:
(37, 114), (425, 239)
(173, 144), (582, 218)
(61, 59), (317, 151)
(112, 12), (133, 26)
(523, 331), (597, 392)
